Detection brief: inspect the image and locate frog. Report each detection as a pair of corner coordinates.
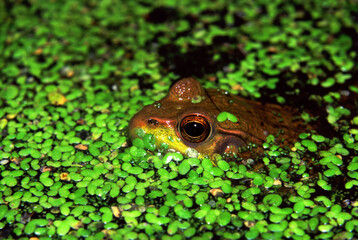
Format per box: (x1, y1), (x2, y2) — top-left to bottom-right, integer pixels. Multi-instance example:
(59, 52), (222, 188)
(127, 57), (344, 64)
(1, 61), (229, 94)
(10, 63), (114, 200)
(128, 78), (309, 159)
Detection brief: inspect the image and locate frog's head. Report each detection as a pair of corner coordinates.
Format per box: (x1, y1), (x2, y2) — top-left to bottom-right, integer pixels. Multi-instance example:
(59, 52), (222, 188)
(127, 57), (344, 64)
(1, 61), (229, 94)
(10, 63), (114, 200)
(129, 78), (264, 159)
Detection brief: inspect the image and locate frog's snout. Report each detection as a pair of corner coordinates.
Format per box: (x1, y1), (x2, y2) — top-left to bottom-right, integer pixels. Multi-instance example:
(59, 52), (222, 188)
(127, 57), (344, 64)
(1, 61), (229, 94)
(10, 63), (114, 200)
(128, 112), (145, 141)
(128, 104), (160, 141)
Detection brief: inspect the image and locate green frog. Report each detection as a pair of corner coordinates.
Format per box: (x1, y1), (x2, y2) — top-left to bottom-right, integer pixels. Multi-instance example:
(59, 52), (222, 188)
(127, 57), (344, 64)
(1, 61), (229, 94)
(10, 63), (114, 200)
(129, 78), (308, 159)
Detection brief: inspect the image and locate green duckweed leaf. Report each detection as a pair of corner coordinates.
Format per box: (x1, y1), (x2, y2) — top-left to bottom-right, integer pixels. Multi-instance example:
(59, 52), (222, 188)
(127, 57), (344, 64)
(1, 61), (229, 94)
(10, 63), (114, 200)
(2, 85), (19, 100)
(218, 160), (230, 171)
(217, 112), (238, 123)
(178, 160), (190, 175)
(57, 220), (71, 235)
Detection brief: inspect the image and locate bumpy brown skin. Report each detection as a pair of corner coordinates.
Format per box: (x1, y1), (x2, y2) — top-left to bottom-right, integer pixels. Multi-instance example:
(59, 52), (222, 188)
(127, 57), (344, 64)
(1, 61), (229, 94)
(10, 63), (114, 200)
(129, 78), (309, 159)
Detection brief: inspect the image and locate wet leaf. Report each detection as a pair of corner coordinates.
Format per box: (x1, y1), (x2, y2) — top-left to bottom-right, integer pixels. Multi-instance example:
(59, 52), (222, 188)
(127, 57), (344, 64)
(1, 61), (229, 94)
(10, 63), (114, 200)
(217, 112), (238, 123)
(2, 85), (19, 100)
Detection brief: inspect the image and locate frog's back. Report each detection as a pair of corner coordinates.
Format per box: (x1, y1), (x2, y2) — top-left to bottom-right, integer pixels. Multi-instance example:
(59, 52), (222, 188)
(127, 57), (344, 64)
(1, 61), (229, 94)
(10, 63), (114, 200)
(206, 88), (308, 146)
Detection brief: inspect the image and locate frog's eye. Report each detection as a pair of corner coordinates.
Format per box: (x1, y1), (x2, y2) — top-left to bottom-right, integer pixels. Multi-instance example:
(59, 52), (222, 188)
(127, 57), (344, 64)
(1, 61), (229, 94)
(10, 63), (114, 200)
(179, 115), (211, 143)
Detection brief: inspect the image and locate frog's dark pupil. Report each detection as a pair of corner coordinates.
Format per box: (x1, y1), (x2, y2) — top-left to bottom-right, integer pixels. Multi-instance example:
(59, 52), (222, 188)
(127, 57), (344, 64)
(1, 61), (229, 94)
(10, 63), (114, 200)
(184, 122), (204, 137)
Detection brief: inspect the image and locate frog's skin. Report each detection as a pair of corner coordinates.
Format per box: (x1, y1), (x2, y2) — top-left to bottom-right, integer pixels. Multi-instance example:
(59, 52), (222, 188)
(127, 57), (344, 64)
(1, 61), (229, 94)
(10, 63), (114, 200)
(129, 78), (308, 159)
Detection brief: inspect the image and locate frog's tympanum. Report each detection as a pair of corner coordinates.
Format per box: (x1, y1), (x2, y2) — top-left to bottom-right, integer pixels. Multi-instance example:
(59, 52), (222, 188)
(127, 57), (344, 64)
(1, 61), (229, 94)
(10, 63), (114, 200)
(129, 78), (308, 159)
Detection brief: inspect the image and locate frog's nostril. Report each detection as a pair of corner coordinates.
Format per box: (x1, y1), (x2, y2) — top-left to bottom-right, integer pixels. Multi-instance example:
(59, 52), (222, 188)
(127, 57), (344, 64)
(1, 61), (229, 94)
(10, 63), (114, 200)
(148, 118), (159, 126)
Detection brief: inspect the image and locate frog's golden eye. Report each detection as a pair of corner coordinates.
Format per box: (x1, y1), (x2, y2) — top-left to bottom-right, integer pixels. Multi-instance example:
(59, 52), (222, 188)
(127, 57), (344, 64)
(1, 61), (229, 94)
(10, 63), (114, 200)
(179, 115), (211, 143)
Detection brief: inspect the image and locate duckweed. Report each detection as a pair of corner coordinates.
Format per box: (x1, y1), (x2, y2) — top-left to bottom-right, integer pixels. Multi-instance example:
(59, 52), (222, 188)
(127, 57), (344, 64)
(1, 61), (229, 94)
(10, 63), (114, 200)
(178, 160), (191, 175)
(1, 0), (358, 239)
(217, 112), (238, 123)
